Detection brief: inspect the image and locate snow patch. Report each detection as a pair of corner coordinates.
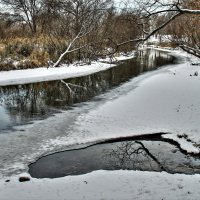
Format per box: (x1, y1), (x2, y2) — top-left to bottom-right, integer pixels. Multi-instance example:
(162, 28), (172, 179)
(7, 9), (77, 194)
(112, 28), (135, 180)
(1, 170), (200, 200)
(162, 133), (200, 154)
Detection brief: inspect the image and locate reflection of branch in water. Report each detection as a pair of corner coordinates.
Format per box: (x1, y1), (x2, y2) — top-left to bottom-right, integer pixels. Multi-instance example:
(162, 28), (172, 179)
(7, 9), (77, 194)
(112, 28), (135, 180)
(135, 141), (166, 171)
(61, 80), (87, 96)
(105, 141), (166, 171)
(61, 80), (75, 95)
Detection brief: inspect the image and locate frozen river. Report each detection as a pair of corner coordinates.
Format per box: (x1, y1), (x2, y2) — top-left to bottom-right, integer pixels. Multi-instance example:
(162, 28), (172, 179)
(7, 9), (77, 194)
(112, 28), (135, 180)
(1, 49), (200, 178)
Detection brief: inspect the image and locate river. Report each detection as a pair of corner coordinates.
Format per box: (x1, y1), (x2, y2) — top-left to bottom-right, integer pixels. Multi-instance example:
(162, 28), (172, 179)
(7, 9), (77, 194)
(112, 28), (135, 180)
(0, 49), (190, 178)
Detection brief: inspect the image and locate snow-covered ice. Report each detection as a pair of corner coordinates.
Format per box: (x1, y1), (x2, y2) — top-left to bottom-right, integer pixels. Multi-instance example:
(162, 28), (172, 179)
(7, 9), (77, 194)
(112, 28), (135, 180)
(72, 55), (200, 154)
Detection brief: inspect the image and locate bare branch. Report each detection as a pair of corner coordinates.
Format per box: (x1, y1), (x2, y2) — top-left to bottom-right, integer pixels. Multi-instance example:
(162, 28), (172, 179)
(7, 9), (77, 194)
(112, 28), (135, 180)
(179, 44), (200, 58)
(52, 29), (83, 68)
(117, 12), (182, 49)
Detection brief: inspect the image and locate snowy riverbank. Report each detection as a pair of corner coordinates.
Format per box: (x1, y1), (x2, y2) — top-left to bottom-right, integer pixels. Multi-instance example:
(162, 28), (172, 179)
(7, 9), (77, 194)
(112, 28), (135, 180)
(1, 170), (200, 200)
(0, 53), (135, 86)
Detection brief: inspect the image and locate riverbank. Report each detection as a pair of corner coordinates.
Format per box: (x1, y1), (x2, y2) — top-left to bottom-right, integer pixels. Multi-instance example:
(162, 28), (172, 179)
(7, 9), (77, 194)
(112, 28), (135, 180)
(0, 53), (135, 86)
(1, 47), (198, 87)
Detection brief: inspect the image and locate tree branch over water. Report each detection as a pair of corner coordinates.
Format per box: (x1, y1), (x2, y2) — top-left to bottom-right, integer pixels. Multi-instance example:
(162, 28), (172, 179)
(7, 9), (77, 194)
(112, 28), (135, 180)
(114, 0), (200, 58)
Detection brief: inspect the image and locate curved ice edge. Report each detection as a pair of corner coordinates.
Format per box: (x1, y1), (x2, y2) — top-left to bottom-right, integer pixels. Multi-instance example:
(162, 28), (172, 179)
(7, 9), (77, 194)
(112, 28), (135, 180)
(2, 131), (198, 179)
(24, 132), (166, 167)
(31, 132), (190, 167)
(0, 132), (166, 179)
(35, 131), (200, 168)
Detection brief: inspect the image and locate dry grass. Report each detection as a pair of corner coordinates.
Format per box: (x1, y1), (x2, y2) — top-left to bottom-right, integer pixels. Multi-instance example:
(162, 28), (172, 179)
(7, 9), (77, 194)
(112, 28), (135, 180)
(0, 35), (71, 71)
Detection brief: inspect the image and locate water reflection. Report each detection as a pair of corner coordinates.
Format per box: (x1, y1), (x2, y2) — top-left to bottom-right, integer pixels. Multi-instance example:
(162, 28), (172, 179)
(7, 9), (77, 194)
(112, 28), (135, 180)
(29, 139), (200, 178)
(105, 141), (163, 171)
(0, 106), (10, 130)
(0, 49), (177, 131)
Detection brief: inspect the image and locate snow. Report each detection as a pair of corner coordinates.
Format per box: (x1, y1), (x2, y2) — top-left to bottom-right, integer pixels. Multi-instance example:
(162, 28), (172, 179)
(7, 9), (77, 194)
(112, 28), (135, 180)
(71, 53), (200, 154)
(150, 46), (200, 64)
(146, 35), (172, 44)
(1, 170), (200, 200)
(0, 62), (114, 86)
(162, 133), (199, 154)
(0, 52), (135, 86)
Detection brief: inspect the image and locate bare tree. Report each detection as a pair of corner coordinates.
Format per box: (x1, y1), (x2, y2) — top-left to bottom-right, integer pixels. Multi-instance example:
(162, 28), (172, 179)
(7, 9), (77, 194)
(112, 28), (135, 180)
(52, 0), (112, 67)
(39, 0), (65, 34)
(113, 0), (200, 57)
(0, 0), (42, 34)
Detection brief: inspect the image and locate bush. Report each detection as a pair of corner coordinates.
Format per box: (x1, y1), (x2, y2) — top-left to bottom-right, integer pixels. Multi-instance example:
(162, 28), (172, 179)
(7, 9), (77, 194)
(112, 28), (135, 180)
(16, 44), (33, 57)
(30, 49), (50, 66)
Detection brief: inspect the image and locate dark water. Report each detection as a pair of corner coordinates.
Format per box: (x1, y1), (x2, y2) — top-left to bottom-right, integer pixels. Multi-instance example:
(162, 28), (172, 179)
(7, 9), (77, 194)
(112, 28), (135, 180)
(29, 136), (200, 178)
(0, 49), (177, 131)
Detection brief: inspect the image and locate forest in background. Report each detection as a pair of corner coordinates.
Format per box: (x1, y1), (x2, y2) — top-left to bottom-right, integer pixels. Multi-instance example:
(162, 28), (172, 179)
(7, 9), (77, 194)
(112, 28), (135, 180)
(0, 0), (199, 70)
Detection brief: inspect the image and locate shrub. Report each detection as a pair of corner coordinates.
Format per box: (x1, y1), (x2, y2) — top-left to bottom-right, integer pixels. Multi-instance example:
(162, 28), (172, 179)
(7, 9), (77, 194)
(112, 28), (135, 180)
(30, 49), (50, 66)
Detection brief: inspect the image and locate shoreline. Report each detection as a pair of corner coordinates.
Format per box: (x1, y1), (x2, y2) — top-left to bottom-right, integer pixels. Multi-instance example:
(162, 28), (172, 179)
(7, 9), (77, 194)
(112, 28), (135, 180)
(0, 53), (135, 87)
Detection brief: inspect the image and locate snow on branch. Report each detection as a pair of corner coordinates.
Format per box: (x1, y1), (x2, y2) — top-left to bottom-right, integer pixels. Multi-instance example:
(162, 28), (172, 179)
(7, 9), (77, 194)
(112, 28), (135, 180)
(178, 8), (200, 14)
(53, 31), (82, 68)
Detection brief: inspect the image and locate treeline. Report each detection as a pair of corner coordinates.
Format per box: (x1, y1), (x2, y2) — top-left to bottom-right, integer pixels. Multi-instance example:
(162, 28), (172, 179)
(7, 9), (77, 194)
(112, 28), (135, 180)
(0, 0), (199, 71)
(0, 0), (141, 70)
